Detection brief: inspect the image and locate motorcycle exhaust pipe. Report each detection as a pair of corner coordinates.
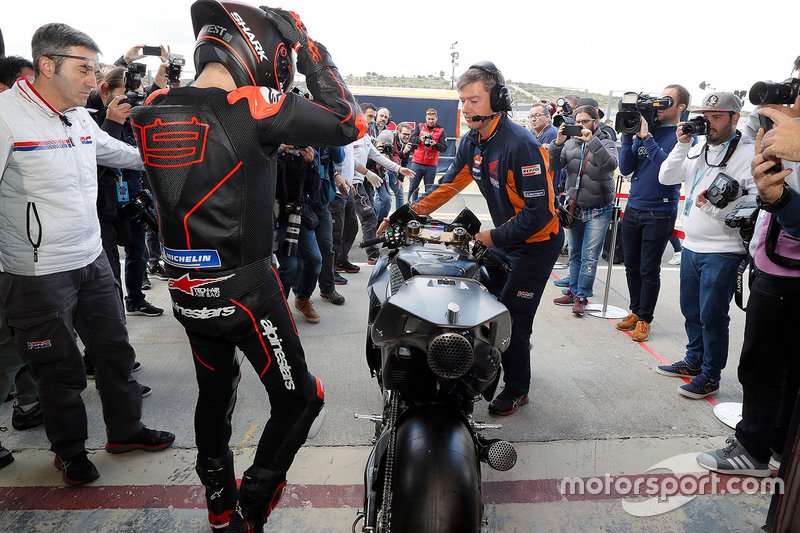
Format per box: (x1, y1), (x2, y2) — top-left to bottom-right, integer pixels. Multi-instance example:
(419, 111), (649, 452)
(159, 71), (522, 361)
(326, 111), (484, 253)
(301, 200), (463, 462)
(480, 438), (517, 472)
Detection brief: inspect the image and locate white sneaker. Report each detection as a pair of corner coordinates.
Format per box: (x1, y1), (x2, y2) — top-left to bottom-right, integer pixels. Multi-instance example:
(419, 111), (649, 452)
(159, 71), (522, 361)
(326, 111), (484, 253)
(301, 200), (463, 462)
(667, 251), (682, 265)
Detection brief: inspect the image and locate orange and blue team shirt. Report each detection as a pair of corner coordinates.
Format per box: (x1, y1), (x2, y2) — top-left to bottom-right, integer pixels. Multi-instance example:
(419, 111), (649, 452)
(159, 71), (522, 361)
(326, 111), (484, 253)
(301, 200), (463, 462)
(416, 113), (559, 247)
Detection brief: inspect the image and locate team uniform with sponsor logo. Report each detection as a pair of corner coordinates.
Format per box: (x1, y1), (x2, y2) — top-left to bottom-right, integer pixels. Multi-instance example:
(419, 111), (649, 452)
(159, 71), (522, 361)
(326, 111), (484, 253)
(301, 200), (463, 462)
(130, 39), (363, 529)
(416, 113), (563, 402)
(0, 77), (161, 463)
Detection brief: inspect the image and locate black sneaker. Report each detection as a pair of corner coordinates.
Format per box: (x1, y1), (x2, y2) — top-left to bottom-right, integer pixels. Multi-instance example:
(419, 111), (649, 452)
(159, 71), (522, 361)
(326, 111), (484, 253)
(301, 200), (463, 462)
(320, 290), (345, 305)
(105, 427), (175, 454)
(0, 434), (13, 469)
(678, 373), (719, 399)
(488, 389), (529, 416)
(12, 401), (43, 430)
(54, 451), (100, 486)
(149, 264), (169, 281)
(334, 272), (349, 285)
(697, 437), (771, 477)
(141, 277), (152, 290)
(141, 385), (152, 398)
(367, 253), (379, 266)
(126, 300), (164, 317)
(657, 360), (701, 378)
(336, 260), (360, 274)
(132, 361), (142, 373)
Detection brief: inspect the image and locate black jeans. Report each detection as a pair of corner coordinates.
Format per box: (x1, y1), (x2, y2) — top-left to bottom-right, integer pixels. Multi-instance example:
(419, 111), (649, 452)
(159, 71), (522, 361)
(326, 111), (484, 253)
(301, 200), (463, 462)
(313, 204), (336, 295)
(735, 270), (800, 463)
(621, 207), (677, 323)
(329, 193), (358, 264)
(484, 233), (564, 396)
(124, 222), (148, 307)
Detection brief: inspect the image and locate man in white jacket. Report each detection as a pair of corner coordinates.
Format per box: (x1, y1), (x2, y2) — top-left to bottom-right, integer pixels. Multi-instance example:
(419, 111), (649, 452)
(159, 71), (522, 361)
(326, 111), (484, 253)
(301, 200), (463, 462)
(0, 23), (174, 486)
(655, 92), (755, 399)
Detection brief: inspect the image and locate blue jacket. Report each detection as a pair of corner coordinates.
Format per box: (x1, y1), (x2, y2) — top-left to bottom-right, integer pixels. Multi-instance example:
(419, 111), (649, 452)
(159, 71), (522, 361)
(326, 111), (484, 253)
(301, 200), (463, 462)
(618, 126), (680, 211)
(535, 124), (558, 146)
(417, 114), (559, 248)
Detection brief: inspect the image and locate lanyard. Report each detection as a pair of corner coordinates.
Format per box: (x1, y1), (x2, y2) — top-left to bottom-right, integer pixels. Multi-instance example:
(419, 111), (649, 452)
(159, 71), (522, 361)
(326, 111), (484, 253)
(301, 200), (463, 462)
(688, 137), (733, 197)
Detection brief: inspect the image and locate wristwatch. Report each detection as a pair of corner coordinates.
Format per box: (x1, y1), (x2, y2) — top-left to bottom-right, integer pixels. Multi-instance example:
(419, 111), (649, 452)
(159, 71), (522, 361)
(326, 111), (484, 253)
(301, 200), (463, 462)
(639, 133), (653, 141)
(756, 185), (792, 213)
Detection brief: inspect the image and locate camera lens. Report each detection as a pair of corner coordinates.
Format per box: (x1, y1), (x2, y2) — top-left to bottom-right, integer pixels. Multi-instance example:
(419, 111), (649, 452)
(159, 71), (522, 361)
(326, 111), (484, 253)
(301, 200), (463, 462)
(749, 80), (800, 106)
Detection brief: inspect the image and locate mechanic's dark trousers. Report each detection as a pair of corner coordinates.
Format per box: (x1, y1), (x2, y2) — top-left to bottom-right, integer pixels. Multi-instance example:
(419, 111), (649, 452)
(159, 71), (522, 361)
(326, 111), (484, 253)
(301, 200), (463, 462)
(0, 253), (144, 458)
(484, 233), (564, 397)
(0, 308), (39, 406)
(170, 261), (324, 470)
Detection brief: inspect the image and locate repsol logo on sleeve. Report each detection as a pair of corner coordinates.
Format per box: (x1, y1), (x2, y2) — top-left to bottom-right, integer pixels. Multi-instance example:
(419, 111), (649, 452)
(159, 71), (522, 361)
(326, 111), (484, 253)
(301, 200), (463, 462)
(521, 164), (542, 177)
(260, 319), (296, 390)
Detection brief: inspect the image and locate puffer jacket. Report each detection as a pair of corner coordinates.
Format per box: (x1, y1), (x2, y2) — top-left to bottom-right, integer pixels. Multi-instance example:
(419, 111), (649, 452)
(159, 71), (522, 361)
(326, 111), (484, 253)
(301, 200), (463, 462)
(0, 77), (143, 275)
(548, 127), (618, 210)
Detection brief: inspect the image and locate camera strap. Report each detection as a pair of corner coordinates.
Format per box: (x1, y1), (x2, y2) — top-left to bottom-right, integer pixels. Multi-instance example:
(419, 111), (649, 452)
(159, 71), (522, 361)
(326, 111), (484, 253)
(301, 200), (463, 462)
(691, 130), (741, 168)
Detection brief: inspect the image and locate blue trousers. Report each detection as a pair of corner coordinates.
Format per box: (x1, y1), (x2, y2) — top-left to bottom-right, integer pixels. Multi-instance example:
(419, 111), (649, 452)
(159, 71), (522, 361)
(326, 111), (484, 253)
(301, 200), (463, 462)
(567, 207), (612, 300)
(679, 248), (744, 380)
(408, 163), (437, 203)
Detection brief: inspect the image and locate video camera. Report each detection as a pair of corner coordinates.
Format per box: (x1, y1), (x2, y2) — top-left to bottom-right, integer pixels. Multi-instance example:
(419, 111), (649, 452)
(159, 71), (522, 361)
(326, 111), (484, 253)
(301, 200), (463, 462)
(749, 78), (800, 106)
(615, 92), (674, 135)
(122, 62), (147, 107)
(553, 97), (575, 128)
(682, 116), (709, 136)
(166, 53), (184, 86)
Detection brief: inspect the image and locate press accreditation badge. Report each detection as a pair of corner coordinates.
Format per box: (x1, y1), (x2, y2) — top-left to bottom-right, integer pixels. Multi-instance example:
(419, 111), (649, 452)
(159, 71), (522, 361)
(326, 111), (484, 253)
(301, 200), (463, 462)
(683, 199), (692, 217)
(117, 181), (130, 203)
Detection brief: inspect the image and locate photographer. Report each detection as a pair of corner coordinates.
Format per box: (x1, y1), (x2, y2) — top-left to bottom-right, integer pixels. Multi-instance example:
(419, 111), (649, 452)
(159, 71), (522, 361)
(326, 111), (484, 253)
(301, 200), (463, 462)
(698, 101), (800, 477)
(549, 106), (618, 316)
(373, 129), (400, 221)
(391, 121), (414, 208)
(86, 67), (163, 318)
(655, 92), (754, 399)
(275, 145), (324, 323)
(616, 84), (690, 342)
(408, 108), (447, 202)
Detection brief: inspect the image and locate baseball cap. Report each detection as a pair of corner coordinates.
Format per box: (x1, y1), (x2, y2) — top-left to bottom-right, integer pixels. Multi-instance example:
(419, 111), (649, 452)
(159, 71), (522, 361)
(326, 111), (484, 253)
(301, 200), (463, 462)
(695, 92), (742, 114)
(576, 97), (604, 118)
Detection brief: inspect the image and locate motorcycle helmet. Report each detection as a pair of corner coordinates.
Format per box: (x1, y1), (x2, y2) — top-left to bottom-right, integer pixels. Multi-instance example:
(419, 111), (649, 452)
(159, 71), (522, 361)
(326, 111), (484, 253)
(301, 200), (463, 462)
(190, 0), (294, 91)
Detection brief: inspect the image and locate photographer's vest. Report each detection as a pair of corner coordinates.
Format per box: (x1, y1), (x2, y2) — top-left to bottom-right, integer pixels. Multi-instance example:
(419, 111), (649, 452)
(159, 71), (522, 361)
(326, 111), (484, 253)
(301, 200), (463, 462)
(412, 123), (445, 166)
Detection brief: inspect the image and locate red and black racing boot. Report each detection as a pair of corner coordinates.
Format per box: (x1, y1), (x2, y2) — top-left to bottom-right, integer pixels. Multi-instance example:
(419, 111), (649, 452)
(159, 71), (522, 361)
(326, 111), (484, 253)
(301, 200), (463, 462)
(227, 465), (286, 533)
(196, 449), (238, 532)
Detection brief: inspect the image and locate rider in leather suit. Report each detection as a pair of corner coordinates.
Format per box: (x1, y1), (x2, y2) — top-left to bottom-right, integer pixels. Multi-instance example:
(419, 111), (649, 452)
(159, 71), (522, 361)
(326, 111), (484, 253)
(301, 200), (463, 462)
(130, 2), (364, 531)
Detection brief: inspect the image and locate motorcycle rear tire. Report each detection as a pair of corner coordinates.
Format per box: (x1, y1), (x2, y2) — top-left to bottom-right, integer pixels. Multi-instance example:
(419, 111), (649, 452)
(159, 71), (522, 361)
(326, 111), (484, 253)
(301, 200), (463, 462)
(388, 405), (482, 533)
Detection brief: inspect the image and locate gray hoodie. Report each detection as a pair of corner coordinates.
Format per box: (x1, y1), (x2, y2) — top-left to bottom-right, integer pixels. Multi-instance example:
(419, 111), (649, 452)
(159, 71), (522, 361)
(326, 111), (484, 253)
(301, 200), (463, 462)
(548, 129), (618, 210)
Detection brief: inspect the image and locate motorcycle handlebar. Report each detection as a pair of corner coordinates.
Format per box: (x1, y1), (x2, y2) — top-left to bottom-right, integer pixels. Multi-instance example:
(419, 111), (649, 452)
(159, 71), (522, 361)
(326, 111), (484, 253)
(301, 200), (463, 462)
(359, 236), (385, 249)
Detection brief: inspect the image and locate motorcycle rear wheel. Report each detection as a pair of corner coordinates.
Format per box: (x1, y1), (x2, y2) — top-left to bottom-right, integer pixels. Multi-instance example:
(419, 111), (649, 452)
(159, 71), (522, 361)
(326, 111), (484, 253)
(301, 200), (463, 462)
(384, 405), (482, 533)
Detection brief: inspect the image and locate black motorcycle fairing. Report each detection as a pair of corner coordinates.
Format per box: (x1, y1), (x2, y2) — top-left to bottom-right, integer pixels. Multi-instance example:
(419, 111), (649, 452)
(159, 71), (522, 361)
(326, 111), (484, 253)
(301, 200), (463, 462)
(394, 244), (480, 280)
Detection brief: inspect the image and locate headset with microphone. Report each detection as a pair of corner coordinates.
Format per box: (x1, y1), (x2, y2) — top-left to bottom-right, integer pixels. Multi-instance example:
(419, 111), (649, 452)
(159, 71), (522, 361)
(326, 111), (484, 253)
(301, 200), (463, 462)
(468, 60), (513, 122)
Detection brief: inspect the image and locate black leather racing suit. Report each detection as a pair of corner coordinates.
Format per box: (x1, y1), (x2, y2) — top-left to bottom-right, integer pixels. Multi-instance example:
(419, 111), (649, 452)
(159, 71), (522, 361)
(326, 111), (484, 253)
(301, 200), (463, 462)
(130, 70), (363, 471)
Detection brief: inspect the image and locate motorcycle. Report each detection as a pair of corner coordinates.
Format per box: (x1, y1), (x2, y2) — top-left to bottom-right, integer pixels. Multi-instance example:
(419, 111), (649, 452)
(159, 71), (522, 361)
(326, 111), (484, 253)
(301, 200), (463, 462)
(353, 191), (517, 533)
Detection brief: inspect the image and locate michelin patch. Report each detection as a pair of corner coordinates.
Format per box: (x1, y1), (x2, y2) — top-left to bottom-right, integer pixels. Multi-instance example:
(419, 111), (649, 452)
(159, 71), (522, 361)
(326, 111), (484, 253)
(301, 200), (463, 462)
(521, 164), (542, 177)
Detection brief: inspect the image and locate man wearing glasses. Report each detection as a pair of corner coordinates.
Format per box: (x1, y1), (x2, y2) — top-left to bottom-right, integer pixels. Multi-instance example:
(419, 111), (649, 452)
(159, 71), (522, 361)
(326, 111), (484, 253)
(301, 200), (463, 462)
(528, 103), (558, 145)
(0, 23), (174, 487)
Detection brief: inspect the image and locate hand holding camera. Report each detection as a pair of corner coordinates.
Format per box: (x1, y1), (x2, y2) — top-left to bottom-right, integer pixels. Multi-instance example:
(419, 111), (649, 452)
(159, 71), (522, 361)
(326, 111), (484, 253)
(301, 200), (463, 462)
(759, 104), (800, 163)
(422, 133), (435, 148)
(676, 121), (695, 143)
(753, 123), (794, 203)
(106, 94), (132, 124)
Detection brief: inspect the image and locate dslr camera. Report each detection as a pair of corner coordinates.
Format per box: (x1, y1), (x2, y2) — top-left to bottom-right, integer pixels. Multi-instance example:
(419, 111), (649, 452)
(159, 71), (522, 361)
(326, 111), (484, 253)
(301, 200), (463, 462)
(749, 78), (800, 106)
(724, 196), (759, 245)
(119, 189), (158, 233)
(615, 92), (674, 135)
(122, 62), (147, 107)
(166, 53), (185, 86)
(682, 116), (708, 136)
(421, 133), (436, 148)
(553, 97), (575, 128)
(379, 142), (394, 157)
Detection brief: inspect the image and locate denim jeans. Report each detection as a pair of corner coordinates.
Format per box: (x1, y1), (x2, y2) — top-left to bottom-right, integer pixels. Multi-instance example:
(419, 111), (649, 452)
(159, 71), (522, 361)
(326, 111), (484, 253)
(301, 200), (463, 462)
(621, 207), (677, 322)
(312, 204), (336, 296)
(408, 163), (437, 202)
(329, 193), (358, 264)
(374, 180), (393, 222)
(388, 171), (404, 210)
(276, 223), (322, 300)
(679, 248), (744, 380)
(567, 206), (612, 300)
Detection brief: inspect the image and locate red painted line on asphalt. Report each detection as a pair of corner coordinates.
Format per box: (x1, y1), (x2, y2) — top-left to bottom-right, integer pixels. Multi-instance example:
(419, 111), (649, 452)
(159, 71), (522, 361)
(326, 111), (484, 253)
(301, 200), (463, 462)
(0, 471), (775, 511)
(549, 271), (717, 407)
